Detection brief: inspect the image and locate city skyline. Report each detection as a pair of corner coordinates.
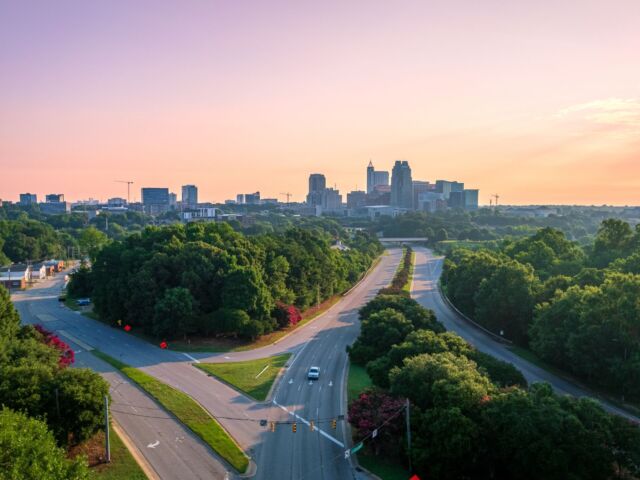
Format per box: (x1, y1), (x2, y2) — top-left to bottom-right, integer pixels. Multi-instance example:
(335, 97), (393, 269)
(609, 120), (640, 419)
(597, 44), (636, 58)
(2, 1), (639, 205)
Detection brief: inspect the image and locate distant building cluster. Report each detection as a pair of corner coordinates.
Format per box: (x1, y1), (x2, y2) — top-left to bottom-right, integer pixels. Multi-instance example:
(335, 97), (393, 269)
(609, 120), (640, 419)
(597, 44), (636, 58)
(301, 160), (480, 217)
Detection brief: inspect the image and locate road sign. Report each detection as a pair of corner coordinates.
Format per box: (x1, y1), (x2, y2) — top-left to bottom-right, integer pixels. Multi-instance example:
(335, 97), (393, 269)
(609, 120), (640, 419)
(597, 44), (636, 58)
(344, 449), (350, 459)
(372, 429), (378, 439)
(351, 443), (363, 454)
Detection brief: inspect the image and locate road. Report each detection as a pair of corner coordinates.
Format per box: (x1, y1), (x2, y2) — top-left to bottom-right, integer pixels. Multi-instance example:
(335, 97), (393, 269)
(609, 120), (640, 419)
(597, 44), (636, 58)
(11, 248), (403, 479)
(13, 279), (236, 480)
(411, 247), (639, 422)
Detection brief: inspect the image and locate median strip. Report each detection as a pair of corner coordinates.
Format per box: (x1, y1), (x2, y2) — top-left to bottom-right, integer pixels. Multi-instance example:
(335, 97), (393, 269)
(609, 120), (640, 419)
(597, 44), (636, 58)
(91, 350), (250, 474)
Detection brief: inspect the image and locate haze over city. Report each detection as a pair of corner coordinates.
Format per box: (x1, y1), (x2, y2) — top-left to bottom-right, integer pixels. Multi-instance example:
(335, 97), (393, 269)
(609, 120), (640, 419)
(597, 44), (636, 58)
(2, 0), (639, 205)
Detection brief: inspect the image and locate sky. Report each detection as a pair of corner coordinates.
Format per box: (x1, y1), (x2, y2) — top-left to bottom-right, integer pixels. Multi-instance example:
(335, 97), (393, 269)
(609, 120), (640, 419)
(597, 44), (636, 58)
(1, 0), (639, 205)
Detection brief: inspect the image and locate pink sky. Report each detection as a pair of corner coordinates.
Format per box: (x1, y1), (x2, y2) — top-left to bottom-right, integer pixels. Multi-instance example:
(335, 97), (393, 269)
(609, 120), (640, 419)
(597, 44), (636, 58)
(1, 0), (639, 205)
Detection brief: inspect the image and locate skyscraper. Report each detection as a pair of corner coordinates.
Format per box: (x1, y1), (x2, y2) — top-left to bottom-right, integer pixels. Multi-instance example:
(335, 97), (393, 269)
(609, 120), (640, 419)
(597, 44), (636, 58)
(306, 174), (326, 206)
(366, 161), (390, 193)
(181, 185), (198, 209)
(141, 187), (170, 215)
(391, 161), (413, 209)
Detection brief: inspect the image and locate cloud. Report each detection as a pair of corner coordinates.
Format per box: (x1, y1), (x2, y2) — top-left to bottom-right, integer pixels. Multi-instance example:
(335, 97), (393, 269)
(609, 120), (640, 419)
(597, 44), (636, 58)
(556, 98), (640, 130)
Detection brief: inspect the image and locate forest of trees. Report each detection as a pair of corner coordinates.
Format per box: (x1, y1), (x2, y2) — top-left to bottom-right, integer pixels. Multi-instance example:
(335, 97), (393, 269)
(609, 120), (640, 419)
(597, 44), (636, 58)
(0, 285), (108, 479)
(442, 220), (640, 400)
(348, 293), (640, 479)
(74, 221), (382, 339)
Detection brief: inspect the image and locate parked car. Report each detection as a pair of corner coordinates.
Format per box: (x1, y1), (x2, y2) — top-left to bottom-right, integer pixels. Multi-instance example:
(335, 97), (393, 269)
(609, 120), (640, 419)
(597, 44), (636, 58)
(76, 298), (91, 306)
(307, 366), (320, 380)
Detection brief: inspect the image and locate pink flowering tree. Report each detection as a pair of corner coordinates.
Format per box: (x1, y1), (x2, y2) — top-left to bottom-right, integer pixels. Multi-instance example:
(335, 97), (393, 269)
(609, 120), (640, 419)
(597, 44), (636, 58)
(273, 302), (303, 328)
(34, 324), (75, 368)
(348, 389), (405, 456)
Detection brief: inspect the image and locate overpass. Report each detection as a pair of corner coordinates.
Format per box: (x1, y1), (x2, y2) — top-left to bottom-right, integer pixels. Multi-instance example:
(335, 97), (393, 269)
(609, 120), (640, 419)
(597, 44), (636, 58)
(378, 237), (428, 244)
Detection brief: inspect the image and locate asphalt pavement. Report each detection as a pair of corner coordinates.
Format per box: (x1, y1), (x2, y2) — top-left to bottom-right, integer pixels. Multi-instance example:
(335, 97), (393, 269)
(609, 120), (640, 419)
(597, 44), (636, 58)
(411, 247), (639, 422)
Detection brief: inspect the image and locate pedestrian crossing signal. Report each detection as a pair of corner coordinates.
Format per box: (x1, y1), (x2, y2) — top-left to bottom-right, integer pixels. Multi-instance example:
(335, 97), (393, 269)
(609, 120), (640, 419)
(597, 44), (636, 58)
(292, 423), (297, 433)
(309, 420), (314, 431)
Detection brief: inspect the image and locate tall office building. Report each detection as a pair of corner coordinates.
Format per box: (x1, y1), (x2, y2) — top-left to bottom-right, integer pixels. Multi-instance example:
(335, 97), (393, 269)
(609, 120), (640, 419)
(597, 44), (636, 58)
(412, 181), (431, 210)
(435, 180), (464, 199)
(322, 188), (342, 210)
(391, 161), (413, 209)
(141, 187), (170, 215)
(181, 185), (198, 209)
(19, 193), (37, 205)
(45, 194), (65, 203)
(463, 189), (479, 210)
(306, 174), (326, 206)
(366, 161), (390, 193)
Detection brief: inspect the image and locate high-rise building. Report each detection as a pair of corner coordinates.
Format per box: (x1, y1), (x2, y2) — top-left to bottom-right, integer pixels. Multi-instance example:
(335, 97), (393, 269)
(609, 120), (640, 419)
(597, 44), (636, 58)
(448, 191), (465, 209)
(347, 190), (367, 209)
(45, 194), (65, 203)
(412, 181), (431, 210)
(244, 192), (261, 205)
(366, 161), (390, 193)
(19, 193), (37, 205)
(307, 174), (326, 206)
(435, 180), (464, 199)
(141, 187), (170, 215)
(322, 188), (342, 210)
(181, 185), (198, 209)
(463, 189), (479, 210)
(391, 161), (413, 209)
(236, 194), (245, 204)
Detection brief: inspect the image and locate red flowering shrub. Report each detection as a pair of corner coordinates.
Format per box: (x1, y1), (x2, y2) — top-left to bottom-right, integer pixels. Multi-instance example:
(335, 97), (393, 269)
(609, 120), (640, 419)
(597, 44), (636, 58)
(273, 302), (303, 328)
(348, 389), (405, 456)
(34, 324), (75, 368)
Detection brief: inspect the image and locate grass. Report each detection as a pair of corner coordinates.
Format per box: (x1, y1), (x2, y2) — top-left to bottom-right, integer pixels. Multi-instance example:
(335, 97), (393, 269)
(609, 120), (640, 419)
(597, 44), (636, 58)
(358, 453), (410, 480)
(91, 350), (250, 473)
(69, 423), (147, 479)
(195, 353), (291, 401)
(402, 251), (416, 293)
(347, 364), (373, 405)
(347, 364), (409, 480)
(89, 426), (147, 479)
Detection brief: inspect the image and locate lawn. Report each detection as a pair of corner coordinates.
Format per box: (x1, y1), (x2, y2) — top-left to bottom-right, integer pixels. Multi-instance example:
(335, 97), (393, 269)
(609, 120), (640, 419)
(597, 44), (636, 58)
(88, 426), (147, 480)
(195, 353), (291, 401)
(92, 350), (250, 473)
(347, 363), (373, 405)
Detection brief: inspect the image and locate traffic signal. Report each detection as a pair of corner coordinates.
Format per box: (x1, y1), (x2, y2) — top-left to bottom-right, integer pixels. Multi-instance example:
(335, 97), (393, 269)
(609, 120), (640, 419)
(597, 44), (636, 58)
(309, 420), (314, 431)
(292, 423), (297, 433)
(331, 419), (337, 429)
(270, 422), (275, 432)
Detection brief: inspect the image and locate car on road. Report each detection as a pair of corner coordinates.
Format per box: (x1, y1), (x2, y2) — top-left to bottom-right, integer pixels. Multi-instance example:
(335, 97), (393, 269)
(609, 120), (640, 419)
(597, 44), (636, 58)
(307, 366), (320, 380)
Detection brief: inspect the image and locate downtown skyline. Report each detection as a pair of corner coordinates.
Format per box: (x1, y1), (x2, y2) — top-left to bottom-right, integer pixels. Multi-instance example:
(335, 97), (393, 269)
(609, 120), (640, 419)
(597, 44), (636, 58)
(2, 1), (640, 205)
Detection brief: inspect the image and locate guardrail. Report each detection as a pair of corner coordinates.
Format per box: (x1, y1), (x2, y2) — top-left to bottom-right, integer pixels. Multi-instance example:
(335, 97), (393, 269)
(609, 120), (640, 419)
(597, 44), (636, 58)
(437, 283), (513, 345)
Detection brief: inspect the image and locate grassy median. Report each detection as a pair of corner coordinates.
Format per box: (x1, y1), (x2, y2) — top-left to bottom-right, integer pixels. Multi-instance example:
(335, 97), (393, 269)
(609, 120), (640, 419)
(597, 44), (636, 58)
(196, 353), (291, 401)
(92, 350), (250, 473)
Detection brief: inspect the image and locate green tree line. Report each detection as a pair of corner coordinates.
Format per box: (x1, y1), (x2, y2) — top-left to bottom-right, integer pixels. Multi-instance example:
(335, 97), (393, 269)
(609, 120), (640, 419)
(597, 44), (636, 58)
(75, 222), (382, 339)
(348, 293), (640, 479)
(442, 220), (640, 400)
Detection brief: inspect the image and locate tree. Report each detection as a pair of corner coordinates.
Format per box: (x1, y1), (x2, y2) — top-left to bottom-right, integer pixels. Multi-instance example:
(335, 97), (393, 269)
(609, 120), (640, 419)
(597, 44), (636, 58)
(0, 285), (20, 340)
(349, 309), (414, 365)
(78, 226), (109, 261)
(473, 260), (538, 344)
(348, 390), (405, 456)
(67, 262), (93, 298)
(389, 352), (493, 412)
(0, 407), (89, 480)
(359, 295), (443, 333)
(591, 219), (634, 267)
(153, 287), (197, 339)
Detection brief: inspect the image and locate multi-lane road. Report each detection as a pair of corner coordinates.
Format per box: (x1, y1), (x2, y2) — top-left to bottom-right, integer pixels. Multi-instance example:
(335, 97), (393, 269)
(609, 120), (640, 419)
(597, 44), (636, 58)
(12, 246), (638, 480)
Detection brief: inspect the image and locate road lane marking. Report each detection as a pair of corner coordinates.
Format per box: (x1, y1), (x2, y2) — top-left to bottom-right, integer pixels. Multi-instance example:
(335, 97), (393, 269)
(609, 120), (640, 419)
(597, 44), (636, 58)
(255, 365), (269, 379)
(147, 440), (160, 449)
(182, 353), (200, 363)
(58, 330), (94, 351)
(36, 313), (56, 322)
(273, 400), (344, 448)
(288, 378), (294, 384)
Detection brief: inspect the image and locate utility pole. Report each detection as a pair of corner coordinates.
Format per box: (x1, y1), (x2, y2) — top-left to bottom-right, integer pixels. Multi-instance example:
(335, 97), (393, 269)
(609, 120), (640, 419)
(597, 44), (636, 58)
(104, 395), (111, 463)
(405, 398), (412, 473)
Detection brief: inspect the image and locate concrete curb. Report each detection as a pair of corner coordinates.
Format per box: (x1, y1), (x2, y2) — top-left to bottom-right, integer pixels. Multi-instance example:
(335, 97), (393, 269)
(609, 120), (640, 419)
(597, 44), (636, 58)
(112, 419), (160, 480)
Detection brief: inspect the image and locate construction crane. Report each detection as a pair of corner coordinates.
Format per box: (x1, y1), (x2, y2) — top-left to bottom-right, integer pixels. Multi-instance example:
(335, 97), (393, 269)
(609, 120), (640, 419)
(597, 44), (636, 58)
(115, 180), (134, 204)
(280, 192), (292, 204)
(492, 194), (500, 207)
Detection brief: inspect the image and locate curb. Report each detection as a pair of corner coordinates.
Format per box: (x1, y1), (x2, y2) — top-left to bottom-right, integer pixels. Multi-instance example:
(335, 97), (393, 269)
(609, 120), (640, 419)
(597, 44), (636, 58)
(111, 419), (160, 480)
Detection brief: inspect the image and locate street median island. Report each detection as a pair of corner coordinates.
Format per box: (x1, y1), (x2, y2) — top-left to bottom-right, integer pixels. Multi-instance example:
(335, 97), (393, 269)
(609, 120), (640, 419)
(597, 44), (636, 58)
(195, 353), (292, 401)
(91, 350), (250, 474)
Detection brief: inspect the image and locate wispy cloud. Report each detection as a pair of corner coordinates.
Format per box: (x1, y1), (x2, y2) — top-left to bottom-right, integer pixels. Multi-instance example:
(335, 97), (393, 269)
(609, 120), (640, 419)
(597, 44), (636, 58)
(556, 98), (640, 130)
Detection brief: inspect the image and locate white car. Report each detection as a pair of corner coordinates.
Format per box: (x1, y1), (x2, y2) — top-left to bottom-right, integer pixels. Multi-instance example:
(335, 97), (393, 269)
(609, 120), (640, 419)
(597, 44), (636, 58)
(307, 366), (320, 380)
